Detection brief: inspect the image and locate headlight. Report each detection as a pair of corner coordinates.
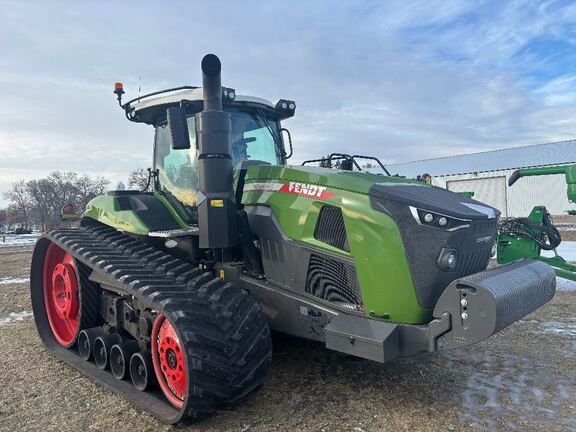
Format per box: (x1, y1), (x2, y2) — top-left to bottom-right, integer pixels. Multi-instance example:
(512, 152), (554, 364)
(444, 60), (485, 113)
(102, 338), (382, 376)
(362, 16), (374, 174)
(409, 206), (470, 231)
(438, 248), (458, 271)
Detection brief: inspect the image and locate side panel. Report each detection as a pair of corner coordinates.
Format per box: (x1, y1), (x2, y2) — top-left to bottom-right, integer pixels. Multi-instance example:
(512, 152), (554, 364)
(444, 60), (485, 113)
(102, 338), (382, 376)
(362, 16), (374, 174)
(83, 192), (183, 235)
(242, 168), (431, 324)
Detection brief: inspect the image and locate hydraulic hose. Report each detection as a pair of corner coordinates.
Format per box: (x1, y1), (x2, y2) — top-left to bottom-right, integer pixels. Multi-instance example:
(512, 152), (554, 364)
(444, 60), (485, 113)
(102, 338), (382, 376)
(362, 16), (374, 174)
(498, 210), (562, 250)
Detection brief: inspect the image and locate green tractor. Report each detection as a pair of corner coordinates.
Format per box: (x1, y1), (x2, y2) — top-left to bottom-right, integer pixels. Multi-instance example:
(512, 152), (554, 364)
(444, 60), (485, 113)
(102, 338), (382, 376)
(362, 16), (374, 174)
(30, 54), (556, 423)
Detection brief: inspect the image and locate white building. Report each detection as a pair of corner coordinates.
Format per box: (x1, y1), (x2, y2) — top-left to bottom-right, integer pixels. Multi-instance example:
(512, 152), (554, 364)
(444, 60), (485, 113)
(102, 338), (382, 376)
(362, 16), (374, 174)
(385, 140), (576, 217)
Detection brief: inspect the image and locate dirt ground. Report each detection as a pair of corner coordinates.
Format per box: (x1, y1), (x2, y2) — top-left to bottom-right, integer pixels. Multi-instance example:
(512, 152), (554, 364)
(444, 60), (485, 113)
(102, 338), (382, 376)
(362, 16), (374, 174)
(0, 245), (574, 432)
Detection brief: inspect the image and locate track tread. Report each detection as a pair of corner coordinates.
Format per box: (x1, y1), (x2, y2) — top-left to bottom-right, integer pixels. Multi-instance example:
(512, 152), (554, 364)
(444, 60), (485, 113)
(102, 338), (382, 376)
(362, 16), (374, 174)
(32, 221), (272, 423)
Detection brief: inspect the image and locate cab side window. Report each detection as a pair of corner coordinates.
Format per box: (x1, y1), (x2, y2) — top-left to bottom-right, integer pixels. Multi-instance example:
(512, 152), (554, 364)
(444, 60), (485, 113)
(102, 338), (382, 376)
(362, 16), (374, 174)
(154, 118), (198, 222)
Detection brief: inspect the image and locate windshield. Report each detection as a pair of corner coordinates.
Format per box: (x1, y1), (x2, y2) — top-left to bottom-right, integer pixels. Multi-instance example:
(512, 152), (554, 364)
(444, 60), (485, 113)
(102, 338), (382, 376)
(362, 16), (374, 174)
(154, 110), (283, 223)
(229, 111), (284, 165)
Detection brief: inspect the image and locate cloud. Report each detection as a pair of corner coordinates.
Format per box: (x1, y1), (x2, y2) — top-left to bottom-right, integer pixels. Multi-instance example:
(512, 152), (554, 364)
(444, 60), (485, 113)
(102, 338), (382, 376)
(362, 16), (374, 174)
(1, 0), (576, 205)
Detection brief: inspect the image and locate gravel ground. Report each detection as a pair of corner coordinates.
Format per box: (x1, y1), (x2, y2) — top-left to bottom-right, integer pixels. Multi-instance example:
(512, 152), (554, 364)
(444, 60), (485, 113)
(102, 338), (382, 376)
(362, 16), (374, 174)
(0, 246), (574, 432)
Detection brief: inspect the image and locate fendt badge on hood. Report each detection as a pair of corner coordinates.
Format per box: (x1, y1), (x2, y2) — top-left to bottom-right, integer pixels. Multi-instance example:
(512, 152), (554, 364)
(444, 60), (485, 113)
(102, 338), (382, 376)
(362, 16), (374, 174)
(243, 181), (336, 200)
(280, 182), (335, 199)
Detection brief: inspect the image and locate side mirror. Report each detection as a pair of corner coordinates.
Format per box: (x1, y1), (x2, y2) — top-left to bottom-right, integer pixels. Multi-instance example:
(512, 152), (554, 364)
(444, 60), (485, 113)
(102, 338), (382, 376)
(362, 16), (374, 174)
(167, 106), (190, 150)
(280, 128), (293, 159)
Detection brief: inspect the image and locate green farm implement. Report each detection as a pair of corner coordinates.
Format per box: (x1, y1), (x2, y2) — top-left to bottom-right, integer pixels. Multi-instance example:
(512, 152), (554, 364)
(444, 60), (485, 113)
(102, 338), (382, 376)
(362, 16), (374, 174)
(498, 164), (576, 281)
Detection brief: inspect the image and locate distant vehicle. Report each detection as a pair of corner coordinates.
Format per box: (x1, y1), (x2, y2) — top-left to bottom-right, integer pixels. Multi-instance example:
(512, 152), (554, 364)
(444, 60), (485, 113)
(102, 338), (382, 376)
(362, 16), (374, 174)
(14, 227), (32, 235)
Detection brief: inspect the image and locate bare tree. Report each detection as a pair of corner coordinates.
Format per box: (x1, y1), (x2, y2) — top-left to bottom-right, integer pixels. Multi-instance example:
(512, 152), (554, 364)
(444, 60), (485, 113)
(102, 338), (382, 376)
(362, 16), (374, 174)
(0, 208), (6, 225)
(128, 168), (151, 191)
(3, 180), (32, 228)
(4, 171), (110, 229)
(27, 179), (53, 228)
(76, 174), (109, 209)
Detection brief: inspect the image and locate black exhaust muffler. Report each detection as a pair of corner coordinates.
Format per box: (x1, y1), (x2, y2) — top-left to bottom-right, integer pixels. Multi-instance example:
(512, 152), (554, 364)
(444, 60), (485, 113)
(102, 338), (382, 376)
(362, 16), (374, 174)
(195, 54), (237, 249)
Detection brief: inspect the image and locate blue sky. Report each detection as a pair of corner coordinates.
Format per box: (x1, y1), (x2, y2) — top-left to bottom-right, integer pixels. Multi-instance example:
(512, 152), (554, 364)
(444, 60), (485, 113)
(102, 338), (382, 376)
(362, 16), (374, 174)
(1, 0), (576, 205)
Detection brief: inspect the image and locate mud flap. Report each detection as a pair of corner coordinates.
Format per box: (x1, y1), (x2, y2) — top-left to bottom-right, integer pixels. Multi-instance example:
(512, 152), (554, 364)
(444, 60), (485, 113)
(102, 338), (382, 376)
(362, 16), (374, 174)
(432, 259), (556, 351)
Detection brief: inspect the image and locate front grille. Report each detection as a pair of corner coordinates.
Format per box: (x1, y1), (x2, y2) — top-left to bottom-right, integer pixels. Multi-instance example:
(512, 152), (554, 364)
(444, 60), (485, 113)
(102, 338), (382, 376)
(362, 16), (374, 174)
(456, 247), (493, 277)
(314, 205), (349, 252)
(305, 254), (362, 310)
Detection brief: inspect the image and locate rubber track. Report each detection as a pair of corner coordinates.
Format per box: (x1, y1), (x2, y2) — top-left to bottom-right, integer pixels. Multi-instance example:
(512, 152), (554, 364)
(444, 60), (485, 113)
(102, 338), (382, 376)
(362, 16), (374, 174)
(31, 220), (272, 424)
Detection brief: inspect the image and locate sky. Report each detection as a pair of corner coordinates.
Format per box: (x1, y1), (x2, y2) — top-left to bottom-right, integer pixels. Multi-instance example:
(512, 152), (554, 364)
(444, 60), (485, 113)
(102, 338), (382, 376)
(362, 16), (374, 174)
(1, 0), (576, 206)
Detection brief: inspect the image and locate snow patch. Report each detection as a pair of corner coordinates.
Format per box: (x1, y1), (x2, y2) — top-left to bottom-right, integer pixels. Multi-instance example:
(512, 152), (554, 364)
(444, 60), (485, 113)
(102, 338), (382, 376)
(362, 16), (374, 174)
(542, 241), (576, 261)
(0, 277), (29, 285)
(0, 233), (40, 247)
(444, 351), (576, 431)
(556, 277), (576, 291)
(0, 311), (33, 326)
(539, 321), (576, 337)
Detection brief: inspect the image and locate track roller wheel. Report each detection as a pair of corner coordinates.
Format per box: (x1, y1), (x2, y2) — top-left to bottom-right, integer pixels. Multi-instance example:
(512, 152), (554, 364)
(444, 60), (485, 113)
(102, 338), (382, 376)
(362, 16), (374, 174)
(131, 351), (156, 391)
(152, 315), (186, 408)
(78, 327), (105, 360)
(110, 341), (140, 380)
(94, 333), (123, 369)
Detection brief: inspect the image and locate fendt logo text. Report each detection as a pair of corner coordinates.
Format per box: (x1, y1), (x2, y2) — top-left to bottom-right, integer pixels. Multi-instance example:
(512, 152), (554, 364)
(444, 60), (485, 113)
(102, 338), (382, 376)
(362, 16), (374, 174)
(286, 182), (325, 197)
(279, 182), (336, 200)
(243, 181), (336, 200)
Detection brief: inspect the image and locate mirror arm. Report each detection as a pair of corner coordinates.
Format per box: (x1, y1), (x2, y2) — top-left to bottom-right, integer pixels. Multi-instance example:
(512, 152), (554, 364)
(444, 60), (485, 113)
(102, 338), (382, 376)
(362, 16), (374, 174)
(281, 128), (293, 159)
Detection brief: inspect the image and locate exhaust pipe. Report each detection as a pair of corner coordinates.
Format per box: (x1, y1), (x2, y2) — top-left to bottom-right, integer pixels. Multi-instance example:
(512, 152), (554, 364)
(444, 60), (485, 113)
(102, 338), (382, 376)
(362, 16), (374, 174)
(93, 333), (123, 370)
(110, 340), (140, 380)
(130, 350), (156, 391)
(78, 328), (106, 361)
(195, 54), (237, 249)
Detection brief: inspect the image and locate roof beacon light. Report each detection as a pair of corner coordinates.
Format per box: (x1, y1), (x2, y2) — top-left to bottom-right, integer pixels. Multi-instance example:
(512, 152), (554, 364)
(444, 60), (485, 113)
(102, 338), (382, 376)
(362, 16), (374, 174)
(114, 82), (125, 106)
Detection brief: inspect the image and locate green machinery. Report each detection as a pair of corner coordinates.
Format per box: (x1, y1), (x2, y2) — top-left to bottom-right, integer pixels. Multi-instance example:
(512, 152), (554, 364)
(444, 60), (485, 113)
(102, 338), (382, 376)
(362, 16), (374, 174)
(497, 164), (576, 280)
(29, 54), (556, 424)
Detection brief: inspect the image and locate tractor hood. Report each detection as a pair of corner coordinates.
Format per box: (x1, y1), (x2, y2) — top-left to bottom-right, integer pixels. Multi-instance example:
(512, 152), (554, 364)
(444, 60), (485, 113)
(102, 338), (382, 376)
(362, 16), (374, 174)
(243, 164), (421, 196)
(243, 164), (501, 313)
(243, 164), (499, 221)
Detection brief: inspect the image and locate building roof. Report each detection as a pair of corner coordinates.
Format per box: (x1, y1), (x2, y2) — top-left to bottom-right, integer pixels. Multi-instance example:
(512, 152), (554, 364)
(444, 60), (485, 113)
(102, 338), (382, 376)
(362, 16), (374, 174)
(385, 139), (576, 178)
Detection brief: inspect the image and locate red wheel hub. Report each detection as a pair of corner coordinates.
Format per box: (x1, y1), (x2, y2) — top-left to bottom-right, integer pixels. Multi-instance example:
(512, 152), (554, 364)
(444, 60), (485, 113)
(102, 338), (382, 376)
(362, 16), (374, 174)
(152, 315), (186, 408)
(43, 243), (80, 347)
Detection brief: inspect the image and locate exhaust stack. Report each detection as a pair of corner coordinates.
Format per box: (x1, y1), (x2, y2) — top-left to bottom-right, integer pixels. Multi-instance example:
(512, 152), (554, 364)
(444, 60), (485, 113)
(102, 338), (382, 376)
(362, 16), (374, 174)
(195, 54), (237, 249)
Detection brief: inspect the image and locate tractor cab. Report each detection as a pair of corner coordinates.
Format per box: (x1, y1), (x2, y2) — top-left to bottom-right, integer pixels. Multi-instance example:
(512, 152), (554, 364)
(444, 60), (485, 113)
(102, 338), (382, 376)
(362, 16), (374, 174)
(114, 85), (295, 223)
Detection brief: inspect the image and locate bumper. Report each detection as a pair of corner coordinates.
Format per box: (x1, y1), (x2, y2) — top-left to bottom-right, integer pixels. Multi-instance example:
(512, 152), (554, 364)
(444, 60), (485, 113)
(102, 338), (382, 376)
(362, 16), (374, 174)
(324, 259), (556, 363)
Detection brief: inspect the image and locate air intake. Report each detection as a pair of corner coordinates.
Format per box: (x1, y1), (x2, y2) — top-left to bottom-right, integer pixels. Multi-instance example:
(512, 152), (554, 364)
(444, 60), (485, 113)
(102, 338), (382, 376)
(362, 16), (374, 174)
(314, 205), (349, 252)
(306, 254), (362, 311)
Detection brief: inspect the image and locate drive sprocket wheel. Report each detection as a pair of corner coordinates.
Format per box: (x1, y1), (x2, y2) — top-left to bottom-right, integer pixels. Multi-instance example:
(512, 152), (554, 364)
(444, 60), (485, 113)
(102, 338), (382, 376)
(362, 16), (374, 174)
(152, 315), (186, 408)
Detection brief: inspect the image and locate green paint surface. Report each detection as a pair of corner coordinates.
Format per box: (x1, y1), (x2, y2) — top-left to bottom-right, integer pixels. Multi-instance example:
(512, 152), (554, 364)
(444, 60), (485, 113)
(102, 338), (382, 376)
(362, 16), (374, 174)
(243, 165), (431, 324)
(83, 195), (151, 235)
